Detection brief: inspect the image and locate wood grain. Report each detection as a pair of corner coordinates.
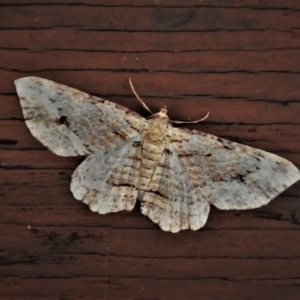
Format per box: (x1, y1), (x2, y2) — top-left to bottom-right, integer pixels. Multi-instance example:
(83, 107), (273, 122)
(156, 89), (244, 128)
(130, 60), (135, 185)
(0, 1), (300, 299)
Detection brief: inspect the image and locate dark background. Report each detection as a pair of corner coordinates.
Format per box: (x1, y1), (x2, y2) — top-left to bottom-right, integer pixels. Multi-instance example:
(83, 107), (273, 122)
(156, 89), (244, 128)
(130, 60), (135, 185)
(1, 1), (300, 299)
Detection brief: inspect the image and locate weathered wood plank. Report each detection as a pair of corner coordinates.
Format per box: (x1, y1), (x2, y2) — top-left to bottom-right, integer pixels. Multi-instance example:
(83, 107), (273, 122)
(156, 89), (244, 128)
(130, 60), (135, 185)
(2, 254), (300, 280)
(1, 29), (300, 52)
(1, 1), (300, 299)
(1, 194), (300, 230)
(1, 277), (299, 300)
(1, 224), (300, 258)
(0, 0), (300, 10)
(0, 149), (78, 169)
(2, 94), (300, 128)
(1, 49), (300, 73)
(1, 70), (300, 100)
(1, 6), (300, 31)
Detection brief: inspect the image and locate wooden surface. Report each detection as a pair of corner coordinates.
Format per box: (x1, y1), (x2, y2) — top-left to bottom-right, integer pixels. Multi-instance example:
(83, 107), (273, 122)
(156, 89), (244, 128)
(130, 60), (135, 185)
(1, 1), (300, 299)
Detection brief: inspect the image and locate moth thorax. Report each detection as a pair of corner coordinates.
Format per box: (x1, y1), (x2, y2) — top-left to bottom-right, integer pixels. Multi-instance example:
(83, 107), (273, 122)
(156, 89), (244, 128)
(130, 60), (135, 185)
(143, 117), (170, 143)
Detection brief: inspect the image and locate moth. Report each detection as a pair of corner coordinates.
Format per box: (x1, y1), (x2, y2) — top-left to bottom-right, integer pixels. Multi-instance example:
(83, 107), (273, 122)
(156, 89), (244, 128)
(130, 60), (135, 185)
(15, 77), (300, 233)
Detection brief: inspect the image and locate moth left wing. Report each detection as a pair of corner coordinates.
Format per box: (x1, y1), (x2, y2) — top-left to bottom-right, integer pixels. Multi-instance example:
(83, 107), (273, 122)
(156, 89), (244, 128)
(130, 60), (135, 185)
(15, 77), (146, 156)
(171, 127), (300, 211)
(140, 146), (210, 233)
(71, 139), (142, 213)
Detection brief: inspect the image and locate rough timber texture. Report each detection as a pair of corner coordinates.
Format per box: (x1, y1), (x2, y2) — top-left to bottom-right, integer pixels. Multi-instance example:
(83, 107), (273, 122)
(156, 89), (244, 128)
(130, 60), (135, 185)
(0, 0), (300, 299)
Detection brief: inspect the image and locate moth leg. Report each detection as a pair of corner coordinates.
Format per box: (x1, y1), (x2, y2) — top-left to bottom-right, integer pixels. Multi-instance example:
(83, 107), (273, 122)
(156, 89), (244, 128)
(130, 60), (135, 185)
(129, 78), (153, 115)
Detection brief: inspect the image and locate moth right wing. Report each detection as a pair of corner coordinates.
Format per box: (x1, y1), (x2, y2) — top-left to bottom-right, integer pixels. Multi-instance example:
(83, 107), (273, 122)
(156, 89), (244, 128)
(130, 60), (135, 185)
(15, 77), (146, 156)
(140, 126), (300, 233)
(171, 127), (300, 211)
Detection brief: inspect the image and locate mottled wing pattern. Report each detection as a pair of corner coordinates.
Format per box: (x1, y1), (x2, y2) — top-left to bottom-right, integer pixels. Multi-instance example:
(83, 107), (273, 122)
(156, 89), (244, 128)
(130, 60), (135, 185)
(171, 127), (300, 211)
(71, 139), (142, 213)
(14, 76), (300, 232)
(15, 77), (146, 156)
(140, 146), (210, 233)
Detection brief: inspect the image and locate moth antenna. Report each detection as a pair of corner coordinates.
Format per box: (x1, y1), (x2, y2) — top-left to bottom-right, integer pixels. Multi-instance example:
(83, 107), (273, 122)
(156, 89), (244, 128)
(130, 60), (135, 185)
(172, 112), (210, 124)
(129, 78), (153, 115)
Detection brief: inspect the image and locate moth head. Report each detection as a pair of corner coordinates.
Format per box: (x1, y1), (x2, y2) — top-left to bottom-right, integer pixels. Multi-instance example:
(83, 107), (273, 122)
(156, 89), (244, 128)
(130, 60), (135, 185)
(148, 105), (170, 122)
(159, 106), (168, 115)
